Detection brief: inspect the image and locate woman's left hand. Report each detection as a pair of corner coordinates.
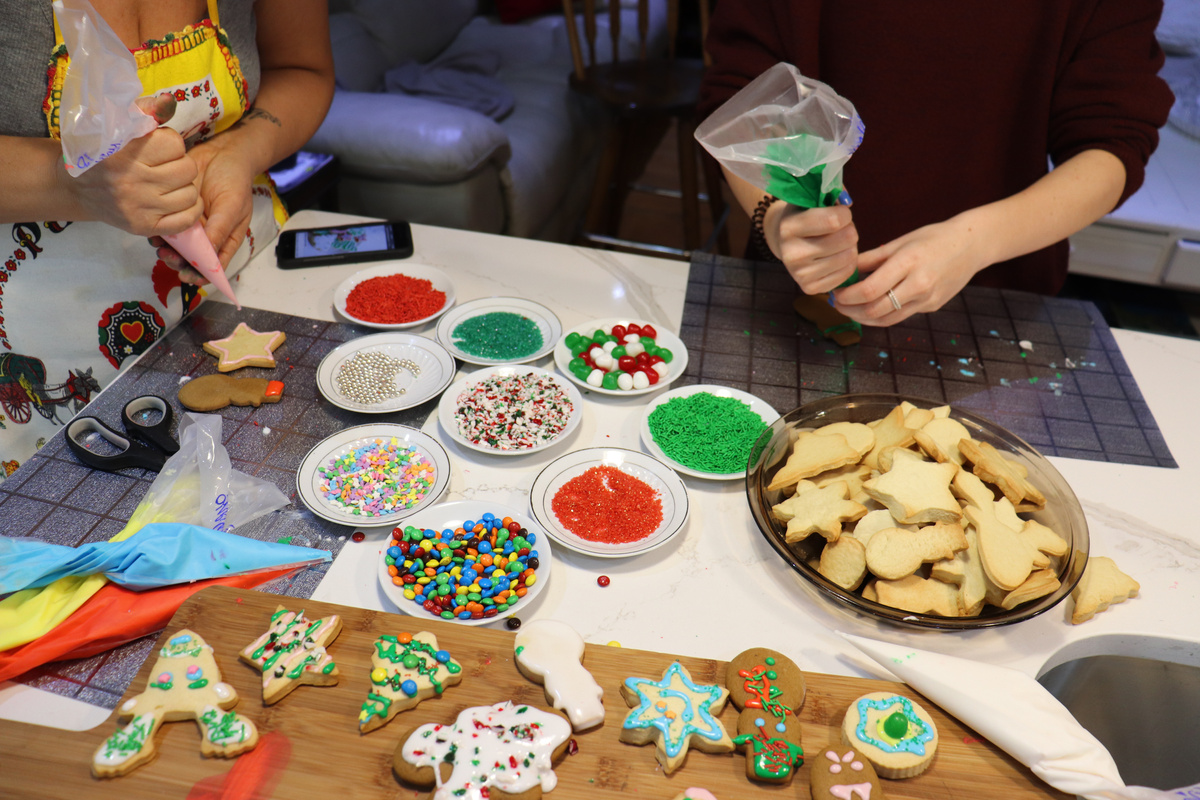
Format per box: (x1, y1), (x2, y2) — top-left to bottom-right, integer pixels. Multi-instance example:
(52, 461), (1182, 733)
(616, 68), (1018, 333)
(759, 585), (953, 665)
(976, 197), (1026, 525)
(832, 215), (987, 325)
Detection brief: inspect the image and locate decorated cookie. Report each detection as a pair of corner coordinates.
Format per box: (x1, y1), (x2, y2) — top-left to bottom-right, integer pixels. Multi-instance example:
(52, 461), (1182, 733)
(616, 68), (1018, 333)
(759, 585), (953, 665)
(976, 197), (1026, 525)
(179, 373), (285, 411)
(671, 790), (719, 800)
(725, 648), (806, 784)
(394, 701), (572, 800)
(811, 746), (886, 800)
(620, 661), (734, 773)
(240, 607), (342, 704)
(203, 322), (286, 372)
(841, 692), (938, 779)
(360, 632), (462, 734)
(514, 619), (605, 731)
(93, 629), (257, 778)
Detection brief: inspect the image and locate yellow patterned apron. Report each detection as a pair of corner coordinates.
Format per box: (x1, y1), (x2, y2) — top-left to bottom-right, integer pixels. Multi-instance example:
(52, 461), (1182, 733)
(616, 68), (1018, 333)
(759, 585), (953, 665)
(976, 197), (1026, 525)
(0, 0), (286, 476)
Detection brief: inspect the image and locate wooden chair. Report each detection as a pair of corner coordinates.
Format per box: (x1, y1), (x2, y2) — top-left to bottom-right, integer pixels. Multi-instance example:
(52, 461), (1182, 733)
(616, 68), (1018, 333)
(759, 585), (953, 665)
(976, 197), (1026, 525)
(561, 0), (729, 256)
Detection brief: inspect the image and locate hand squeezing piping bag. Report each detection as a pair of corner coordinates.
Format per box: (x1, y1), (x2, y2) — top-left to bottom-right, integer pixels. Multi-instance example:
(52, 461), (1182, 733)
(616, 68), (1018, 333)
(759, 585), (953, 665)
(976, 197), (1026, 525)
(163, 223), (241, 308)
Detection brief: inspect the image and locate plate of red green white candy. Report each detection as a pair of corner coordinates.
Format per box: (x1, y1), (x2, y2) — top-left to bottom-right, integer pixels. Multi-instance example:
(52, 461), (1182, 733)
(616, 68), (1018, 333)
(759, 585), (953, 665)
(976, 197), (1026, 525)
(528, 447), (689, 558)
(639, 385), (779, 480)
(435, 296), (561, 366)
(376, 500), (552, 625)
(553, 318), (688, 396)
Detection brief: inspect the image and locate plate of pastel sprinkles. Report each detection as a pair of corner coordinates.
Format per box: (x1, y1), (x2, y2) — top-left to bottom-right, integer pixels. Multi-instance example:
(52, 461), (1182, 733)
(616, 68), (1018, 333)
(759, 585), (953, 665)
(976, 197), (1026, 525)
(640, 385), (778, 480)
(296, 423), (450, 526)
(376, 500), (552, 625)
(529, 447), (690, 558)
(435, 296), (561, 366)
(437, 365), (582, 456)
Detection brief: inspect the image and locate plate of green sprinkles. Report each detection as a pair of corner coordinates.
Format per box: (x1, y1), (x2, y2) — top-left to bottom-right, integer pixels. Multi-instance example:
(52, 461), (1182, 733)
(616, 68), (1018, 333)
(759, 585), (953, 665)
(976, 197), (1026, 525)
(437, 365), (583, 456)
(435, 296), (561, 366)
(296, 423), (451, 526)
(640, 385), (779, 480)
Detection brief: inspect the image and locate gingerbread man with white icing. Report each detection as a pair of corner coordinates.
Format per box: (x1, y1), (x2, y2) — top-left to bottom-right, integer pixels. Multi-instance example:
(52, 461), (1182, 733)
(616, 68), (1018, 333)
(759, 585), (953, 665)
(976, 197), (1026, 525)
(513, 619), (605, 731)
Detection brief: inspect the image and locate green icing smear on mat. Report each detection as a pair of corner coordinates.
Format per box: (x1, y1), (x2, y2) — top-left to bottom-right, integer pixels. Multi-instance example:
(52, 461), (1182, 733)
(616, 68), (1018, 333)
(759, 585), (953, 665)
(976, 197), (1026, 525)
(647, 392), (770, 474)
(452, 311), (543, 360)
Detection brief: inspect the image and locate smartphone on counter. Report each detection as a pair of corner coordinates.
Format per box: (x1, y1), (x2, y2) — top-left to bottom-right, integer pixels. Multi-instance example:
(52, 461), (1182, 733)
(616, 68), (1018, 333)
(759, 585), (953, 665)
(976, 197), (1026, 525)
(275, 221), (414, 268)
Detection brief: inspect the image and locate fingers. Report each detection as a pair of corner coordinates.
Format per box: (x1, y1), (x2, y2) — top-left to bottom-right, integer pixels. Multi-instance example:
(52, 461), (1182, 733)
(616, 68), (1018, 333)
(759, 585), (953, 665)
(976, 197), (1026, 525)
(777, 205), (859, 294)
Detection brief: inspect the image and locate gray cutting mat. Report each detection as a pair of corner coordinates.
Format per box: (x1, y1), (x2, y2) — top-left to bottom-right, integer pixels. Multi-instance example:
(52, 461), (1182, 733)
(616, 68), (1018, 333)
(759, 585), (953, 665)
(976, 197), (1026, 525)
(2, 302), (436, 709)
(682, 253), (1175, 468)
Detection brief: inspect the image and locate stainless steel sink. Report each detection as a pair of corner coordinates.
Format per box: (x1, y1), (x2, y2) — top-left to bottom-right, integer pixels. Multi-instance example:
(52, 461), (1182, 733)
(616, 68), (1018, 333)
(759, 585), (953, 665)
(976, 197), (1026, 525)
(1038, 654), (1200, 790)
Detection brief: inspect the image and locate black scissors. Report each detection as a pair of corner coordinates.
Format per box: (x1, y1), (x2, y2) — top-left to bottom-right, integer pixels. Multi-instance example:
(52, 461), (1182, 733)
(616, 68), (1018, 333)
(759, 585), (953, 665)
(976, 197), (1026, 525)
(66, 395), (180, 472)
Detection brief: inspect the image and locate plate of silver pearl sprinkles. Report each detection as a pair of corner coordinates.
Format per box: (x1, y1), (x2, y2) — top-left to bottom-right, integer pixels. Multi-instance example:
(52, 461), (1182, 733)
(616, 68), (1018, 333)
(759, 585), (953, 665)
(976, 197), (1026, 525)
(316, 332), (457, 413)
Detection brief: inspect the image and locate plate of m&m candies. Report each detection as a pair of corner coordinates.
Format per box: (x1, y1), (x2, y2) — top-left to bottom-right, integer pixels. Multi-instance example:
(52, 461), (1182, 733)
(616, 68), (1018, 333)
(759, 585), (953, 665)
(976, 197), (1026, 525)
(376, 500), (553, 626)
(553, 318), (689, 396)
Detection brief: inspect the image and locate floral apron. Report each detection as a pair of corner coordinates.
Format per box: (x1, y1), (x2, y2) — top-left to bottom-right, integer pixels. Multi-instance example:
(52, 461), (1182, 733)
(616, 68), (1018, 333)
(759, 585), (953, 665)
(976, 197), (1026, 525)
(0, 0), (286, 477)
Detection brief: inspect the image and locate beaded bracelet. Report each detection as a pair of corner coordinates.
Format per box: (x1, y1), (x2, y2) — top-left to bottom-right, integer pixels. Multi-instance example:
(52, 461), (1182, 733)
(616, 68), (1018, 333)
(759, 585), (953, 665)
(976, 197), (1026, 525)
(751, 193), (782, 262)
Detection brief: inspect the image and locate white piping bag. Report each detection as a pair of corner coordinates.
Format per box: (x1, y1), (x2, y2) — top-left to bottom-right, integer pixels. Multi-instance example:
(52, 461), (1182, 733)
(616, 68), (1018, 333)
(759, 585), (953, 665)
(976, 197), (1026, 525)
(837, 631), (1189, 800)
(53, 0), (241, 308)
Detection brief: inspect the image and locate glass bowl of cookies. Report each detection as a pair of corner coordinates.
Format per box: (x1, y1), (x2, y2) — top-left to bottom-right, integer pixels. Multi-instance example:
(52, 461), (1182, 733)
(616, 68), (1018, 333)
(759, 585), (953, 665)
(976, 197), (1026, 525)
(745, 393), (1089, 629)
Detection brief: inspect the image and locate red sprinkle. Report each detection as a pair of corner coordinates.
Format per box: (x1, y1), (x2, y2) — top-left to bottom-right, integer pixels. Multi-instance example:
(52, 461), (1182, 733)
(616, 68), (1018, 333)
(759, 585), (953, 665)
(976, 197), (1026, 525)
(597, 575), (610, 587)
(551, 465), (663, 544)
(345, 274), (446, 324)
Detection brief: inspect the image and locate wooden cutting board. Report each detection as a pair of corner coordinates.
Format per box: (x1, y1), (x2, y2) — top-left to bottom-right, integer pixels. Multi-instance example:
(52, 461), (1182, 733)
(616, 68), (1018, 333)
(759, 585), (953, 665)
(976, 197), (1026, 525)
(0, 586), (1068, 799)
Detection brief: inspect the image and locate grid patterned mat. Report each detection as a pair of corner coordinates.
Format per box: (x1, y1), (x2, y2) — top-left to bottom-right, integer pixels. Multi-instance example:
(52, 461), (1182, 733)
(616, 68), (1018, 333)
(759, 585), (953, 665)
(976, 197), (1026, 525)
(2, 302), (436, 709)
(682, 253), (1176, 469)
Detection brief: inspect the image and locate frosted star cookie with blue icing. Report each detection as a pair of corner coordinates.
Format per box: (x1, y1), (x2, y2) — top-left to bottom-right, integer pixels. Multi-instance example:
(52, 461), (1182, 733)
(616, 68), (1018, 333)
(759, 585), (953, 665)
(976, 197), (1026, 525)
(93, 629), (257, 778)
(840, 691), (938, 779)
(620, 661), (734, 773)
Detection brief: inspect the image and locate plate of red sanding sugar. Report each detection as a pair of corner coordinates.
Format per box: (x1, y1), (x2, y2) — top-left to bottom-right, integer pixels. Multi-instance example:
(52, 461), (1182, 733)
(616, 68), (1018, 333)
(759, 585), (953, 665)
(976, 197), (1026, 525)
(437, 365), (583, 456)
(640, 384), (779, 481)
(296, 423), (451, 526)
(528, 447), (689, 558)
(435, 296), (562, 366)
(334, 262), (457, 330)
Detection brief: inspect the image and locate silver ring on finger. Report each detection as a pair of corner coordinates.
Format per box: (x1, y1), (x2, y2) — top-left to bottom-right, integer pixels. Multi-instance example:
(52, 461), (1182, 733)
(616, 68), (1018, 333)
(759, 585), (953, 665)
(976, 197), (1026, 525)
(886, 289), (902, 312)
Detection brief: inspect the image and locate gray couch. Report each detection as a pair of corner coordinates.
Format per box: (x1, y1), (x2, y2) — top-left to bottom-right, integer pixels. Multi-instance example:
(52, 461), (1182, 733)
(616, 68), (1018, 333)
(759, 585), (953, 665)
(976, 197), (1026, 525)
(307, 0), (667, 242)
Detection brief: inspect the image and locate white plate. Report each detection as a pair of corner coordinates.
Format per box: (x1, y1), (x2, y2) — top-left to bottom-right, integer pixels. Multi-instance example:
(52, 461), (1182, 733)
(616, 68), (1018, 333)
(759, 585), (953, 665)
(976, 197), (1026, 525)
(316, 332), (456, 413)
(435, 297), (561, 365)
(529, 447), (689, 558)
(296, 424), (450, 526)
(640, 385), (779, 480)
(553, 317), (689, 397)
(437, 365), (583, 456)
(376, 500), (552, 625)
(333, 262), (456, 329)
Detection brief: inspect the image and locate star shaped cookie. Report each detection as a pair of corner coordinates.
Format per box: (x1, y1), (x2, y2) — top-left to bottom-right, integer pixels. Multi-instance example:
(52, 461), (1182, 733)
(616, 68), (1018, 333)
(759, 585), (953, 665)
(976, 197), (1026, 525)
(203, 322), (286, 372)
(620, 661), (734, 773)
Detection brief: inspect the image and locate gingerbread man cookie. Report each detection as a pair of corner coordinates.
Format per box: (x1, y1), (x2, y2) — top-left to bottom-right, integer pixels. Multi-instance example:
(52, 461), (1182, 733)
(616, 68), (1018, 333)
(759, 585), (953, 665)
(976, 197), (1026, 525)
(359, 632), (462, 734)
(179, 373), (285, 411)
(620, 661), (734, 773)
(93, 629), (257, 778)
(811, 746), (886, 800)
(203, 322), (286, 372)
(514, 619), (605, 731)
(726, 647), (806, 784)
(240, 607), (343, 704)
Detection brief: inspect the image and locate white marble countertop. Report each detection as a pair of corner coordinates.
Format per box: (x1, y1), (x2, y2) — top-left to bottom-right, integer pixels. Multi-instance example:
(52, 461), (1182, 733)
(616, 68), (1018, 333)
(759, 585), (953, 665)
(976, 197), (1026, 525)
(5, 209), (1199, 729)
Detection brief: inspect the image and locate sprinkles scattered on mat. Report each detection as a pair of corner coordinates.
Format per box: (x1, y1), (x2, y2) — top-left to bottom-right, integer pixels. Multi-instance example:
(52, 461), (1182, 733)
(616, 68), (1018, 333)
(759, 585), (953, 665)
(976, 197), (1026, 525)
(454, 372), (573, 451)
(451, 311), (544, 360)
(319, 437), (435, 516)
(647, 392), (770, 474)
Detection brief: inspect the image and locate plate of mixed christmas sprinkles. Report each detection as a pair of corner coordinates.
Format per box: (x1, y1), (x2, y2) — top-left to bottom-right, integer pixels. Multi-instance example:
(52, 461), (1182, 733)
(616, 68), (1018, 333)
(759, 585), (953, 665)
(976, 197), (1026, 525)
(553, 317), (688, 396)
(437, 365), (582, 456)
(640, 385), (778, 480)
(296, 423), (450, 526)
(333, 262), (456, 329)
(435, 296), (561, 366)
(529, 447), (689, 558)
(376, 500), (552, 625)
(316, 332), (457, 413)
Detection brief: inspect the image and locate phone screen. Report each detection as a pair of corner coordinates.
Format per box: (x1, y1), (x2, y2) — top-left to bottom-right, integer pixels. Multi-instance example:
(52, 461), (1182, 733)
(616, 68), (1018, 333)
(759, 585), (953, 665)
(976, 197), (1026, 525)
(293, 224), (394, 259)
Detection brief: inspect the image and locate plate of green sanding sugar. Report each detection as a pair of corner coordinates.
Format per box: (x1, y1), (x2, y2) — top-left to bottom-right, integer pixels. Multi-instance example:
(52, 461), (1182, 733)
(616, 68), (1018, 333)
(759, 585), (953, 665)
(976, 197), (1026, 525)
(435, 296), (561, 366)
(640, 385), (779, 480)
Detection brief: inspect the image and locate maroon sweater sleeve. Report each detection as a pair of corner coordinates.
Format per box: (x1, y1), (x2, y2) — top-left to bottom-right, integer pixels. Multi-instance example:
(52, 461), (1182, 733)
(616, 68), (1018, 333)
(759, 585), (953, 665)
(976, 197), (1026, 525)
(1050, 0), (1174, 207)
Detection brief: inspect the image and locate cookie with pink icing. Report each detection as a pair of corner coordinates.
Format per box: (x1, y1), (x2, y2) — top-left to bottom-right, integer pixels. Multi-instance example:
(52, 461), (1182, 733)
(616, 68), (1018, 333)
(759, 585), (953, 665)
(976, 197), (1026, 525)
(202, 322), (286, 372)
(514, 619), (605, 731)
(810, 747), (886, 800)
(670, 790), (719, 800)
(239, 606), (342, 704)
(393, 701), (572, 800)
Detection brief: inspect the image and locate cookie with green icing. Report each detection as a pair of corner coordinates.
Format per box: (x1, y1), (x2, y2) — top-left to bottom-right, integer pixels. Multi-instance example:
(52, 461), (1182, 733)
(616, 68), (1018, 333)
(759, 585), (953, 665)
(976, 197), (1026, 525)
(239, 606), (342, 704)
(359, 631), (462, 734)
(725, 647), (806, 783)
(840, 692), (938, 779)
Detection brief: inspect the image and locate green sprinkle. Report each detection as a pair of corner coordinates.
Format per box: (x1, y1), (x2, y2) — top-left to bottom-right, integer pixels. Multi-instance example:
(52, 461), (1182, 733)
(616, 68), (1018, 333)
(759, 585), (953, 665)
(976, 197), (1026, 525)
(647, 392), (770, 473)
(451, 312), (543, 360)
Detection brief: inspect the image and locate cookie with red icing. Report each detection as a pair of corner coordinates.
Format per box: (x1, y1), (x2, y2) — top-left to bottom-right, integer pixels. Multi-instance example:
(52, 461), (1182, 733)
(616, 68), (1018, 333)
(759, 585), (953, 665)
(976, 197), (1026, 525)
(725, 647), (806, 783)
(810, 746), (886, 800)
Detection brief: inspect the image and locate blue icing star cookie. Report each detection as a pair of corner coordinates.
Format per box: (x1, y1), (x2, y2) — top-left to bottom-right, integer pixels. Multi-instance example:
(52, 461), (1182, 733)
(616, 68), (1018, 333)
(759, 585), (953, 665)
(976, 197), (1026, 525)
(619, 661), (734, 773)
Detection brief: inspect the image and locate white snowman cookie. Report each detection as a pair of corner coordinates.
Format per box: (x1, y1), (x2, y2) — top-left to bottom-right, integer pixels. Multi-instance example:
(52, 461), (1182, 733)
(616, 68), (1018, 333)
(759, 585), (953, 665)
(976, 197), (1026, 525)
(514, 619), (605, 731)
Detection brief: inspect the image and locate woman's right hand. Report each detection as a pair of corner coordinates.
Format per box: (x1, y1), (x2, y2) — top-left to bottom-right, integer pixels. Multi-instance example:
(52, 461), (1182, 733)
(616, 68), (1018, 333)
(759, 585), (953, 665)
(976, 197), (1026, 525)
(766, 200), (859, 295)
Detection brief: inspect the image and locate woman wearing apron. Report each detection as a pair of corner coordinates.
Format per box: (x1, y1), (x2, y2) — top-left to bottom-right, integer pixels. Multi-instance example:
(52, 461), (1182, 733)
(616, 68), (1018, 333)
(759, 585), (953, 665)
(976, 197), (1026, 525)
(0, 0), (333, 476)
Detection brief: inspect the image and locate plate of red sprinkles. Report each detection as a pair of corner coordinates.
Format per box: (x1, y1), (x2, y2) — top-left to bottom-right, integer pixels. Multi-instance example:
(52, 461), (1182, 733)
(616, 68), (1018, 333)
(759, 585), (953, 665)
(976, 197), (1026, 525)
(437, 365), (583, 456)
(334, 263), (456, 329)
(529, 447), (689, 558)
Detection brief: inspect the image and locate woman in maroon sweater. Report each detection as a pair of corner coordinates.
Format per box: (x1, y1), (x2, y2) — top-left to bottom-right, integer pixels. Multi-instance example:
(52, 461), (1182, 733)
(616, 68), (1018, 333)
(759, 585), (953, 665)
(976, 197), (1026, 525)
(700, 1), (1174, 325)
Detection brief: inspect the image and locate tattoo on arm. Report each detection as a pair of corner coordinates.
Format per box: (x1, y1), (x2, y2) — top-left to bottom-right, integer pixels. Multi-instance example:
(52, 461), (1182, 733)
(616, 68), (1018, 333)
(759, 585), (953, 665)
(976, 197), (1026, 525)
(239, 107), (282, 128)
